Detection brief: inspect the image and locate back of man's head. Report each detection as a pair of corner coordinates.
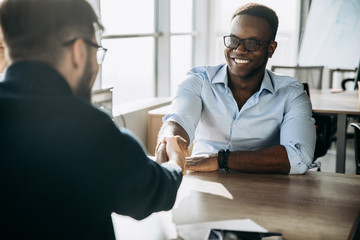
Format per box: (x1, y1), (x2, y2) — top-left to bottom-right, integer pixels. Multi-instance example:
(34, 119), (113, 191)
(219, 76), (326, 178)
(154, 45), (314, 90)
(232, 3), (279, 41)
(0, 0), (102, 67)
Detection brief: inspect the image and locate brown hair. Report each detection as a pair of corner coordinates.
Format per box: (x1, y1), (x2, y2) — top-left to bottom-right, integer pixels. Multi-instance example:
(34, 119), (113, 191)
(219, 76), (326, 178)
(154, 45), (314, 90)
(0, 0), (103, 66)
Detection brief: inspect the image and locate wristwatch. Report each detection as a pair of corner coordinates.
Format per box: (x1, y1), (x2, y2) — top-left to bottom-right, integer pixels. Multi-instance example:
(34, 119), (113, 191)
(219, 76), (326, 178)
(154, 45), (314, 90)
(217, 149), (230, 171)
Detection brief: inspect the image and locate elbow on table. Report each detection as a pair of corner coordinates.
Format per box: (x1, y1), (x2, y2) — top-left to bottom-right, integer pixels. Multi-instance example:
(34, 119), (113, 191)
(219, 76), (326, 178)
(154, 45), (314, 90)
(289, 162), (309, 174)
(285, 142), (314, 174)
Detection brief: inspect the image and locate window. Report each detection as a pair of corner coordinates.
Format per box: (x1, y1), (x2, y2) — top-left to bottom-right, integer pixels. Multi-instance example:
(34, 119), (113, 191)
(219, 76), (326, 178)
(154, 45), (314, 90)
(170, 0), (194, 96)
(92, 0), (301, 106)
(96, 0), (195, 106)
(170, 35), (192, 96)
(101, 37), (155, 105)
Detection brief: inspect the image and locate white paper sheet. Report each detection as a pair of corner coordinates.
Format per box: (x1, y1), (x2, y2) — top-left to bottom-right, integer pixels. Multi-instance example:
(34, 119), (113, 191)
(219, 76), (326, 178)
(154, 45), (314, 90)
(112, 211), (177, 240)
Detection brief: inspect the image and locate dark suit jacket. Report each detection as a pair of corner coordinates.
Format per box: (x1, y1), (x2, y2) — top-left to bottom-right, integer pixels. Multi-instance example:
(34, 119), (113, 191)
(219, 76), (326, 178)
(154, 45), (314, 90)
(0, 61), (182, 240)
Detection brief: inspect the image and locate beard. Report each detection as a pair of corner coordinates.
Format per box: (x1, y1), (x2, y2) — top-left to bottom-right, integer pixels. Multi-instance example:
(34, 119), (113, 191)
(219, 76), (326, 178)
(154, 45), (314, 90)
(74, 56), (97, 103)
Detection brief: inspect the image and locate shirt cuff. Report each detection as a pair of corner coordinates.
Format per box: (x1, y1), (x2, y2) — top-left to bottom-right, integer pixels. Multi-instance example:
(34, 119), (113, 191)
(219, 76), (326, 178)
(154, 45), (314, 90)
(285, 142), (313, 174)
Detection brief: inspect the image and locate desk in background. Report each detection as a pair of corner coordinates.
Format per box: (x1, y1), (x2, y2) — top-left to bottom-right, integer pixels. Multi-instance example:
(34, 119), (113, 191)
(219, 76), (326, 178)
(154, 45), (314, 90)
(173, 171), (360, 240)
(310, 89), (360, 173)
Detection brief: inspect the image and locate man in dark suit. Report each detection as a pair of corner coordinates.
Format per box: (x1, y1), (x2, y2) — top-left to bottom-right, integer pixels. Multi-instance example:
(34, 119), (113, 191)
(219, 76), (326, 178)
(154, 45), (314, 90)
(0, 0), (185, 239)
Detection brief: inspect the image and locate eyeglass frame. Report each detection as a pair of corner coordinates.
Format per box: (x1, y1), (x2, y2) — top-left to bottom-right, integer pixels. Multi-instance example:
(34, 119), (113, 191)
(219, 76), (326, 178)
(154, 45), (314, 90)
(63, 37), (107, 65)
(223, 35), (273, 52)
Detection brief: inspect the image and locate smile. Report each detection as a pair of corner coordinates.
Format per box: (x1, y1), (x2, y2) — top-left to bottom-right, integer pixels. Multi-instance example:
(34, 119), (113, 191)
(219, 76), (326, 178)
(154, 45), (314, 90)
(234, 58), (250, 64)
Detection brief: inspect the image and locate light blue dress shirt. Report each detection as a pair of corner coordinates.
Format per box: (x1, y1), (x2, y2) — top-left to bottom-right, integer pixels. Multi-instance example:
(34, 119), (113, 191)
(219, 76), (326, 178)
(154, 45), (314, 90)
(164, 64), (316, 174)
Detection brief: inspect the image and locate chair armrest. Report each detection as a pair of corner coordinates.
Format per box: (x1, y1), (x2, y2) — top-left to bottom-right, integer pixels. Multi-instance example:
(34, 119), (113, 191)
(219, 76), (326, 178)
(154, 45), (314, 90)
(351, 123), (360, 131)
(341, 78), (355, 90)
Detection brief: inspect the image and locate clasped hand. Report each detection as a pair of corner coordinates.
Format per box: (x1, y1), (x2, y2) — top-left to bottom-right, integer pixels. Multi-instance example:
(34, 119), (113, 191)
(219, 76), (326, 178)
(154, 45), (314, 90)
(155, 138), (218, 172)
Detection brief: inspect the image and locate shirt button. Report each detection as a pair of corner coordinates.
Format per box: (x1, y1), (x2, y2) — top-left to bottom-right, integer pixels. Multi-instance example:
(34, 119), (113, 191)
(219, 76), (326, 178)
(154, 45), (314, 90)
(233, 124), (237, 128)
(230, 144), (233, 147)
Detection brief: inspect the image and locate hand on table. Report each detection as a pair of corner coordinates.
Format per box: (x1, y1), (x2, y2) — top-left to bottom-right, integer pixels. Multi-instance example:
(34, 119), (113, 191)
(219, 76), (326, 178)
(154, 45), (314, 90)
(185, 154), (219, 172)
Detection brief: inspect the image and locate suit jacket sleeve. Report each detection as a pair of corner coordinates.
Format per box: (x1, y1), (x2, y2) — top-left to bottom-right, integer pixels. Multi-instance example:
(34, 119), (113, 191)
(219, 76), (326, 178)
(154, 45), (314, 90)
(90, 115), (183, 220)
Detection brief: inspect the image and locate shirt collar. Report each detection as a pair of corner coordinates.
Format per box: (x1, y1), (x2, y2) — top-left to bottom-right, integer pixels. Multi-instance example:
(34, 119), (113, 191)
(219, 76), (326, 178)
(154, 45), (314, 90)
(260, 70), (275, 94)
(3, 61), (73, 96)
(211, 64), (228, 85)
(212, 64), (276, 95)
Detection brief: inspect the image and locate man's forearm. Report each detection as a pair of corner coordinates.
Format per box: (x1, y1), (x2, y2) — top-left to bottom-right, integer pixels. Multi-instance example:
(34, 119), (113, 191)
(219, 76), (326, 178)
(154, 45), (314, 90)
(157, 121), (190, 146)
(228, 145), (290, 174)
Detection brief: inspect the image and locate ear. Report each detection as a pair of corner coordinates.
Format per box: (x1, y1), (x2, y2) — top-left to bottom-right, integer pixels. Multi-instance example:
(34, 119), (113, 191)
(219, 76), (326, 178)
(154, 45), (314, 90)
(70, 38), (87, 73)
(267, 41), (277, 58)
(59, 39), (87, 93)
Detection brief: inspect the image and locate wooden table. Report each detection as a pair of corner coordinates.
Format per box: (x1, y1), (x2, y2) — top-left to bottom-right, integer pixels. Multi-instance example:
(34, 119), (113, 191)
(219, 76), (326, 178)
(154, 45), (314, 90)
(310, 89), (360, 173)
(172, 171), (360, 240)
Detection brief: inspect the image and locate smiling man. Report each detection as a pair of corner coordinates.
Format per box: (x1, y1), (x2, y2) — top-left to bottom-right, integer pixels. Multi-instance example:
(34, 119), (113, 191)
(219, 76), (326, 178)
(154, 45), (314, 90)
(156, 3), (316, 174)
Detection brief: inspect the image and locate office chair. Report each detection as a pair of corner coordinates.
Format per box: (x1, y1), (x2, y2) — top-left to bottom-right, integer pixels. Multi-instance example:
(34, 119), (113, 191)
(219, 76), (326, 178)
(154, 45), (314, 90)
(302, 83), (334, 164)
(329, 68), (358, 90)
(341, 78), (357, 91)
(351, 123), (360, 175)
(332, 67), (360, 140)
(271, 65), (324, 89)
(271, 66), (337, 162)
(271, 67), (336, 166)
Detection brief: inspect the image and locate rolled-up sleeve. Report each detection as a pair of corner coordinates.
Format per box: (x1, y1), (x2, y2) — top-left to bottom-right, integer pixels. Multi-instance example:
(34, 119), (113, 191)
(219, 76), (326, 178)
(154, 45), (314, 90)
(281, 85), (316, 174)
(163, 74), (203, 144)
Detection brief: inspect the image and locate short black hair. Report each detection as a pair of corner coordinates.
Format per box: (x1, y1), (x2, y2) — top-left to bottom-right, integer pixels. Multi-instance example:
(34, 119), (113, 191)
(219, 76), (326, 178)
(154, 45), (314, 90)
(0, 0), (103, 65)
(231, 3), (279, 40)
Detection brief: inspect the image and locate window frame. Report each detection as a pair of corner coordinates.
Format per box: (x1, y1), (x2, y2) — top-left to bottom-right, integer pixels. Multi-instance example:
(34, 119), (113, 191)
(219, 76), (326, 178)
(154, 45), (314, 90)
(91, 0), (308, 99)
(91, 0), (209, 100)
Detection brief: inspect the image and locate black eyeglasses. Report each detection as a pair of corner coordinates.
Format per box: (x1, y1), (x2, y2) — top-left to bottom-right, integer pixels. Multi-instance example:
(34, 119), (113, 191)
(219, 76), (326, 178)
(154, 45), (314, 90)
(223, 35), (271, 52)
(64, 38), (107, 65)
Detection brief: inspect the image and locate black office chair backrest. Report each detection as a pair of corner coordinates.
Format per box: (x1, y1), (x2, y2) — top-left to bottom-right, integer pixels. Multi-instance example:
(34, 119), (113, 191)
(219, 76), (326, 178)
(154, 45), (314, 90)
(303, 82), (310, 97)
(351, 123), (360, 175)
(302, 83), (336, 161)
(329, 68), (357, 90)
(341, 78), (356, 91)
(355, 62), (360, 90)
(271, 65), (324, 89)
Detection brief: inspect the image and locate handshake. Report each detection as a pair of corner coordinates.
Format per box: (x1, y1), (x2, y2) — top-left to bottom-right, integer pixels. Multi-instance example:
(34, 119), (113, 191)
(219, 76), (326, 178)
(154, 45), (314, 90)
(154, 135), (219, 174)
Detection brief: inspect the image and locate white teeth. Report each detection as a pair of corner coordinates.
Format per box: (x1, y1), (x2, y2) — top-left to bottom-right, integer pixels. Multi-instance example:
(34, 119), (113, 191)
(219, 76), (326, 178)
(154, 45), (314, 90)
(234, 59), (249, 64)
